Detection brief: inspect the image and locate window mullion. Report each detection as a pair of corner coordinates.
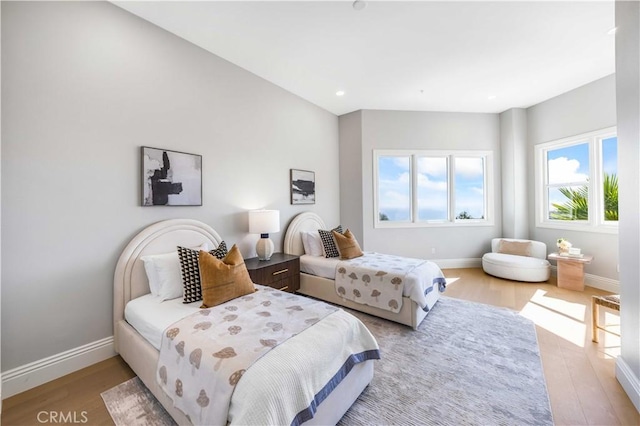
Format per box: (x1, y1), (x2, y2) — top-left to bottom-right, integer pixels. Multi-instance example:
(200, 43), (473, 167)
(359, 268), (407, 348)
(449, 155), (455, 222)
(411, 155), (418, 223)
(593, 136), (603, 226)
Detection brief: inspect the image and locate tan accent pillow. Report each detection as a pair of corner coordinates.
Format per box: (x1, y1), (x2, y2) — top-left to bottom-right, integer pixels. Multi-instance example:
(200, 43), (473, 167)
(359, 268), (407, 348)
(497, 240), (532, 257)
(332, 229), (364, 260)
(199, 244), (256, 308)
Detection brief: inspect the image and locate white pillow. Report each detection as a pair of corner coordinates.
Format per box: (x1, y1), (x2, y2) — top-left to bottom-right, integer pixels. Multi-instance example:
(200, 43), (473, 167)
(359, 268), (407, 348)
(141, 243), (211, 301)
(301, 232), (311, 255)
(140, 251), (182, 301)
(301, 231), (324, 257)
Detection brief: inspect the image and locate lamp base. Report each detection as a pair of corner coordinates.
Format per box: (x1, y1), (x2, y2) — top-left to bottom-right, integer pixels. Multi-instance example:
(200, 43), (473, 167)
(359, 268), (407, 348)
(256, 236), (274, 261)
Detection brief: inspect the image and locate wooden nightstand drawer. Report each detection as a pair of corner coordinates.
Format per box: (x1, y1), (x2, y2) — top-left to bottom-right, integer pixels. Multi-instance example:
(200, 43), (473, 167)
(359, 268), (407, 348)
(244, 253), (300, 293)
(258, 263), (295, 284)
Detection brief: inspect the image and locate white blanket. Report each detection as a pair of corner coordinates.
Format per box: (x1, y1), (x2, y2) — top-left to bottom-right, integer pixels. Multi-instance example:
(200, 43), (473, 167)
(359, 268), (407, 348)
(229, 309), (380, 425)
(335, 252), (446, 313)
(157, 286), (379, 425)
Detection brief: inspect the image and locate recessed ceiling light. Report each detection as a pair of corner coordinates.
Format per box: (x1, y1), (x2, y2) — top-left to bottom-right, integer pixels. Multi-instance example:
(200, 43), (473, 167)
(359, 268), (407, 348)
(607, 27), (617, 35)
(353, 0), (367, 11)
(336, 91), (345, 97)
(488, 95), (497, 100)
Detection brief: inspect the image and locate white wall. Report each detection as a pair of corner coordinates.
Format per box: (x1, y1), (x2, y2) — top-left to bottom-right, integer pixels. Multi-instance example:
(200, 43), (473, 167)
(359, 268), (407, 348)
(526, 75), (618, 280)
(1, 2), (339, 372)
(614, 0), (640, 411)
(0, 0), (3, 409)
(340, 110), (501, 261)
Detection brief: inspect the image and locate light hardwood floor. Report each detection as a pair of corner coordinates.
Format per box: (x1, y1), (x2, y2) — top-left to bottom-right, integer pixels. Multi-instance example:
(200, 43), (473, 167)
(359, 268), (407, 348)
(2, 268), (638, 425)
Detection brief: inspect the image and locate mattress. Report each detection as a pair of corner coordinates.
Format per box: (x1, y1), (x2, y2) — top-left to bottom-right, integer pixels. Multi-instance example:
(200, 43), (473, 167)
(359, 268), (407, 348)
(300, 254), (340, 279)
(124, 294), (201, 350)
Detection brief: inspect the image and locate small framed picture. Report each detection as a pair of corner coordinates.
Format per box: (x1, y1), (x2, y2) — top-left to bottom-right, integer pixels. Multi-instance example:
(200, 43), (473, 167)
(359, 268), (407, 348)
(291, 169), (315, 205)
(142, 146), (202, 206)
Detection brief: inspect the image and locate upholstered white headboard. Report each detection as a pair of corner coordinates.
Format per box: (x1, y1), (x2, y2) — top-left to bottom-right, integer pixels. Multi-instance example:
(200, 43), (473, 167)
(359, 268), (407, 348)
(113, 219), (222, 327)
(283, 212), (327, 256)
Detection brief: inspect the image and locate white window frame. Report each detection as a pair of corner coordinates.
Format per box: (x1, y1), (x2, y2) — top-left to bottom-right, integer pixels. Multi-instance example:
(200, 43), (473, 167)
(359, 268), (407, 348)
(534, 126), (618, 234)
(373, 150), (494, 228)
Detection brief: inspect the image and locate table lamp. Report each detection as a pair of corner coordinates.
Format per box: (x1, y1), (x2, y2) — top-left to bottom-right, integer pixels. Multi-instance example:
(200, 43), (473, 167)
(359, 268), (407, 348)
(249, 209), (280, 260)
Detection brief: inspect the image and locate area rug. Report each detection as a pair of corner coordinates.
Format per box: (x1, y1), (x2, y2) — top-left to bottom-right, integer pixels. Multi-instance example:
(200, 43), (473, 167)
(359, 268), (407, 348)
(102, 296), (553, 425)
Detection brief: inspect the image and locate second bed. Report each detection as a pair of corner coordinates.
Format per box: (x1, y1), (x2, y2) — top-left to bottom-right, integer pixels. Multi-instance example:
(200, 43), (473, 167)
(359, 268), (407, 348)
(284, 212), (446, 330)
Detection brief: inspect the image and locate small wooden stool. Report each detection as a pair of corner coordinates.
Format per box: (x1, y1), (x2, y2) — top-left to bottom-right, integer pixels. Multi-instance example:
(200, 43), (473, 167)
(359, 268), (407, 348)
(592, 294), (620, 343)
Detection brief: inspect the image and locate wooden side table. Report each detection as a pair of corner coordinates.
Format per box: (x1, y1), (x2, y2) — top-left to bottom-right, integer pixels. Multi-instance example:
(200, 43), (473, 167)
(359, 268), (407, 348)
(548, 252), (593, 291)
(244, 253), (300, 293)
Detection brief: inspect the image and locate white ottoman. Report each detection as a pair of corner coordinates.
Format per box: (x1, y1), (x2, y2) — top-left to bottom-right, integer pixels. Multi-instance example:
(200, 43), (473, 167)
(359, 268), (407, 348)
(482, 252), (551, 282)
(481, 238), (551, 282)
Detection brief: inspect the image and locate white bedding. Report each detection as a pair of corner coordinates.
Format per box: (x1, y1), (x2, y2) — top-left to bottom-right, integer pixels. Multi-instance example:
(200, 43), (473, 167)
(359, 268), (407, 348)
(300, 254), (340, 279)
(301, 252), (445, 303)
(124, 294), (201, 350)
(124, 288), (380, 425)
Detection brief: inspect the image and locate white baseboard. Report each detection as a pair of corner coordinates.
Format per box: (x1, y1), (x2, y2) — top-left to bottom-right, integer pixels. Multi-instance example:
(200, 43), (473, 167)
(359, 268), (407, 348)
(584, 273), (620, 293)
(616, 356), (640, 413)
(434, 258), (482, 269)
(549, 266), (620, 293)
(1, 336), (115, 399)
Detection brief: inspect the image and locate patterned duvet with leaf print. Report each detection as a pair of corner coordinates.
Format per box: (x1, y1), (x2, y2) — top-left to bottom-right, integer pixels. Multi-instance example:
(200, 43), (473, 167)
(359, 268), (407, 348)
(156, 285), (338, 426)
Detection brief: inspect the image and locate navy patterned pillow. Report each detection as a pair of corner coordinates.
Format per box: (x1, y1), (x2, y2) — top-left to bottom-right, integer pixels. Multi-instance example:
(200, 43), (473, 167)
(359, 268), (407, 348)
(318, 226), (343, 258)
(177, 241), (228, 303)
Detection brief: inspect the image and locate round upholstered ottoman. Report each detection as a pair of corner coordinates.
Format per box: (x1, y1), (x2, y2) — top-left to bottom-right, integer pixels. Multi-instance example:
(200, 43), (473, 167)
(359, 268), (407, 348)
(482, 252), (551, 282)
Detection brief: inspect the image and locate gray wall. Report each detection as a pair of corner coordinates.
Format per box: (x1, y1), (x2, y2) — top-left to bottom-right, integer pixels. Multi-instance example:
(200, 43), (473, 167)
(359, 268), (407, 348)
(338, 111), (363, 243)
(500, 108), (528, 239)
(1, 1), (339, 371)
(340, 110), (502, 261)
(526, 75), (618, 280)
(615, 0), (640, 409)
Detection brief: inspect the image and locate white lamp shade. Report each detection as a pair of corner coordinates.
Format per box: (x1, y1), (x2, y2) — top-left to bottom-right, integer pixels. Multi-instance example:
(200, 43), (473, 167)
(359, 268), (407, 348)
(249, 210), (280, 234)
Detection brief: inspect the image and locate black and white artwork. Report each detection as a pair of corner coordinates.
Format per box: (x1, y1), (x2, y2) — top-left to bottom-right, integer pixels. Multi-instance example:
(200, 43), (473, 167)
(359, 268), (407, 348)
(142, 147), (202, 206)
(291, 169), (315, 205)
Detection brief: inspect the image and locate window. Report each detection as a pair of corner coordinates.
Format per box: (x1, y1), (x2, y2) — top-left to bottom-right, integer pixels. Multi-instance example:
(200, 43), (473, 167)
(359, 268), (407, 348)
(374, 150), (492, 227)
(535, 127), (617, 232)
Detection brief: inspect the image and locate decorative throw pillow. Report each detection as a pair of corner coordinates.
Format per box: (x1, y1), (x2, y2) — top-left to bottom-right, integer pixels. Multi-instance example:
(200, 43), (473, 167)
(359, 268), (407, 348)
(177, 241), (228, 303)
(497, 240), (532, 257)
(199, 244), (256, 308)
(332, 228), (364, 260)
(318, 225), (343, 258)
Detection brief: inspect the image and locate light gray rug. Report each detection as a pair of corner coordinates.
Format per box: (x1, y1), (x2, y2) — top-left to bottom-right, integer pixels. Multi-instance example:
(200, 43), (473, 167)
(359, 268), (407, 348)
(103, 297), (553, 425)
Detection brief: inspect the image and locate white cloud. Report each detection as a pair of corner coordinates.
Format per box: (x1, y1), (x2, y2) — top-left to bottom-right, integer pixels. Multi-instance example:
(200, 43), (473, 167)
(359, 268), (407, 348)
(391, 157), (411, 170)
(379, 190), (410, 209)
(396, 172), (410, 184)
(417, 157), (447, 178)
(378, 175), (410, 209)
(455, 157), (484, 178)
(548, 157), (588, 184)
(417, 173), (447, 191)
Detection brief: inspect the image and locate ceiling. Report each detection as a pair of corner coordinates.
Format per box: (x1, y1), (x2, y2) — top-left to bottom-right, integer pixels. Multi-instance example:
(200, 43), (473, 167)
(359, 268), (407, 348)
(114, 1), (616, 116)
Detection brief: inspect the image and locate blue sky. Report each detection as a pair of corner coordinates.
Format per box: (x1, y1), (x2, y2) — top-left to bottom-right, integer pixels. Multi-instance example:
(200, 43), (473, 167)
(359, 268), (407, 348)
(546, 137), (618, 214)
(378, 155), (485, 221)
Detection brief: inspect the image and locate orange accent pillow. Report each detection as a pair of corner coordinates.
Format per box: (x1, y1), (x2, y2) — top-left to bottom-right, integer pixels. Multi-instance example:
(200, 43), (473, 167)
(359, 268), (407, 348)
(497, 240), (532, 257)
(332, 229), (364, 260)
(199, 244), (256, 308)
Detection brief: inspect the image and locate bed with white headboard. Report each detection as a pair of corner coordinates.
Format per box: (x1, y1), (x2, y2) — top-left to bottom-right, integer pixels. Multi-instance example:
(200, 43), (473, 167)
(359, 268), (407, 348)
(284, 212), (444, 330)
(113, 218), (379, 425)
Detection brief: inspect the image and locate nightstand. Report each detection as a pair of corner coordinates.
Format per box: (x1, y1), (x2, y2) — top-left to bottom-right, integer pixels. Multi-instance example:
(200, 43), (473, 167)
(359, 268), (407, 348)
(244, 253), (300, 293)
